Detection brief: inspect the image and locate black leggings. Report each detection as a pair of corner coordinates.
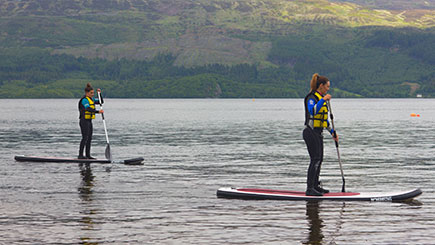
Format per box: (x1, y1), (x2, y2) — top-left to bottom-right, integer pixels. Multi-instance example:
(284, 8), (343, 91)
(79, 119), (93, 157)
(303, 127), (323, 188)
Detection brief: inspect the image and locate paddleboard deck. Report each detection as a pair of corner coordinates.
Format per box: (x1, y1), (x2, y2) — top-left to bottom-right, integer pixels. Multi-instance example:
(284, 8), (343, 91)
(14, 155), (144, 165)
(217, 187), (422, 202)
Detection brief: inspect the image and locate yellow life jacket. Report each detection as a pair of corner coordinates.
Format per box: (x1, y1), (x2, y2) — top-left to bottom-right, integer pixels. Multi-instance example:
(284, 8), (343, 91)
(84, 96), (96, 120)
(312, 92), (328, 128)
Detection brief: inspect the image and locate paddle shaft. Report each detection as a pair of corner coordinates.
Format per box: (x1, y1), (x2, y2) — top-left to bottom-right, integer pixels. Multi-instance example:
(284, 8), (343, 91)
(97, 91), (110, 144)
(327, 101), (346, 192)
(97, 91), (112, 161)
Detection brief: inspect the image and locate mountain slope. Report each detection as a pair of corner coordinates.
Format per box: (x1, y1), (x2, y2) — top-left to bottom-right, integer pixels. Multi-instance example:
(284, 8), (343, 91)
(0, 0), (434, 98)
(1, 0), (434, 65)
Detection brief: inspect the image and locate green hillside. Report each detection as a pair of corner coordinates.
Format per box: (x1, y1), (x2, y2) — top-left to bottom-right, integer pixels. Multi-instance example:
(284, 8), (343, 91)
(0, 0), (434, 98)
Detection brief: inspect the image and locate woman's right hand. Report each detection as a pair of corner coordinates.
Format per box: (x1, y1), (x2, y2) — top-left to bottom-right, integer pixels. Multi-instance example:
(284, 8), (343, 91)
(333, 131), (339, 142)
(99, 110), (104, 114)
(323, 94), (331, 101)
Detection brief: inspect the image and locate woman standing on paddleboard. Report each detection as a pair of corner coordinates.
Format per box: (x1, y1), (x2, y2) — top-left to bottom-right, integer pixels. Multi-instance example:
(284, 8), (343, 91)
(303, 74), (338, 196)
(78, 83), (104, 159)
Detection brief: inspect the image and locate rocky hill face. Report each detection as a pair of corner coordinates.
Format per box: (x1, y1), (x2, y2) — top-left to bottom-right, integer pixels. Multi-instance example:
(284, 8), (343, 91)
(331, 0), (435, 10)
(2, 0), (434, 16)
(2, 0), (434, 24)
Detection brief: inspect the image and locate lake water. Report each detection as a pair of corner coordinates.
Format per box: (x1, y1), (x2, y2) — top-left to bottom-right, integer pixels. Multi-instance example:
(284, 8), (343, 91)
(0, 98), (434, 244)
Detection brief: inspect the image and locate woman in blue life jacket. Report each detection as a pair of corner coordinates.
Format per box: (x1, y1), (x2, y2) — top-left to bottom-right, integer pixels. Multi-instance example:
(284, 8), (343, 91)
(303, 74), (339, 196)
(78, 83), (104, 159)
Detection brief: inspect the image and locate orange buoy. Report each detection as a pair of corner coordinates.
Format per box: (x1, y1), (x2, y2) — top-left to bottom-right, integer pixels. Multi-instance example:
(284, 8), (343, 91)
(411, 113), (417, 117)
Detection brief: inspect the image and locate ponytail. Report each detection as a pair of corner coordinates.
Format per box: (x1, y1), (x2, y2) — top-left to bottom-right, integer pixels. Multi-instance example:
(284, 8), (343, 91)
(310, 73), (319, 92)
(309, 73), (329, 92)
(84, 83), (93, 93)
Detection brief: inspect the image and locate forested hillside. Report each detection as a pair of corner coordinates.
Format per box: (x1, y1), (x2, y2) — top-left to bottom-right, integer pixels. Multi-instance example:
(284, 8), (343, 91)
(0, 0), (434, 98)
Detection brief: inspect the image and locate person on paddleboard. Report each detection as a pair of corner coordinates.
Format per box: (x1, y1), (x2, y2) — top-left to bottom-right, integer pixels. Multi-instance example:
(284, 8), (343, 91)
(303, 74), (338, 196)
(78, 83), (104, 159)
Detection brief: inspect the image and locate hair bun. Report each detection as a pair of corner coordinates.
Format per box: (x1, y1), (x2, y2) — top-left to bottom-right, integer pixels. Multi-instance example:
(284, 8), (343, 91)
(84, 83), (94, 93)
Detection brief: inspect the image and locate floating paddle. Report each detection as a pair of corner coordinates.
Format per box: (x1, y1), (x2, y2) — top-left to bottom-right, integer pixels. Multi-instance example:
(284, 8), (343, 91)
(327, 101), (345, 192)
(97, 91), (112, 161)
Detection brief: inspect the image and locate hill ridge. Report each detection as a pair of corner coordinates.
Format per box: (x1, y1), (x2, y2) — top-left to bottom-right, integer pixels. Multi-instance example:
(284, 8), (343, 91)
(1, 0), (434, 28)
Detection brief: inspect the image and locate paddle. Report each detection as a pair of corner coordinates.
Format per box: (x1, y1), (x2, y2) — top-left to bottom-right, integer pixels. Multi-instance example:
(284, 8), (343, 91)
(327, 101), (345, 192)
(97, 91), (112, 161)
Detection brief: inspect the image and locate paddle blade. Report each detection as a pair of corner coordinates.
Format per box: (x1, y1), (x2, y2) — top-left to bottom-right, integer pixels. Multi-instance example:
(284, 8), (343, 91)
(105, 144), (112, 161)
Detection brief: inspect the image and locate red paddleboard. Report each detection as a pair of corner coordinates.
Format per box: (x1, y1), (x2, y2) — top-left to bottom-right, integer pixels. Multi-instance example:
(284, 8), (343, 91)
(217, 187), (422, 202)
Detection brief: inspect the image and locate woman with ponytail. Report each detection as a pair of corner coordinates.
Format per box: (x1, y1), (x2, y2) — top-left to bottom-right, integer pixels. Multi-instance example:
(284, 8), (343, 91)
(78, 83), (104, 159)
(303, 73), (338, 196)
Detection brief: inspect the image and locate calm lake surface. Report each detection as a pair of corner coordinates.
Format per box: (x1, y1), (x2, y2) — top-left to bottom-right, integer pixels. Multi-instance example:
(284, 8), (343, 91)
(1, 98), (434, 244)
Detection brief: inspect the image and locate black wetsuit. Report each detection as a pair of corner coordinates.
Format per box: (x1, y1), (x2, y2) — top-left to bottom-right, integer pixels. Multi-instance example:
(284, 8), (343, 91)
(303, 127), (324, 192)
(78, 96), (101, 158)
(303, 91), (332, 195)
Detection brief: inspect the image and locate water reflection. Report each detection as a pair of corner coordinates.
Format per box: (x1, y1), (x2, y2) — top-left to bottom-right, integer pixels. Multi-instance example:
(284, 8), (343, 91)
(304, 201), (349, 244)
(78, 163), (99, 244)
(329, 202), (346, 244)
(79, 163), (94, 201)
(304, 201), (324, 244)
